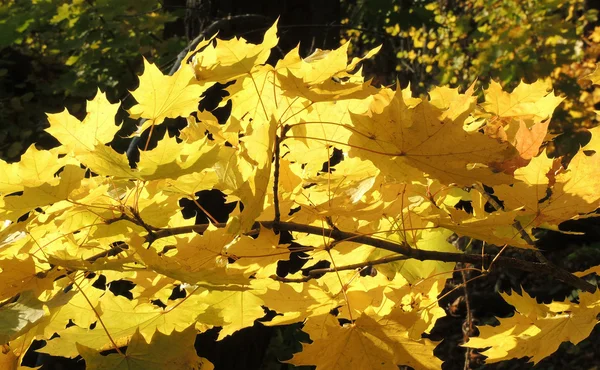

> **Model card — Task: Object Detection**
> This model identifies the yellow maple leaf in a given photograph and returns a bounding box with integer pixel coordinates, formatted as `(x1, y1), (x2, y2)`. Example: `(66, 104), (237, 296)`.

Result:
(192, 20), (279, 83)
(132, 225), (248, 287)
(224, 116), (278, 233)
(434, 207), (530, 248)
(482, 80), (564, 122)
(464, 289), (600, 364)
(225, 225), (289, 278)
(348, 86), (516, 186)
(289, 312), (441, 370)
(0, 165), (85, 221)
(372, 228), (458, 282)
(135, 136), (219, 180)
(0, 291), (45, 344)
(260, 280), (344, 326)
(495, 127), (600, 228)
(543, 125), (600, 221)
(196, 279), (273, 339)
(77, 326), (211, 370)
(0, 146), (72, 194)
(129, 59), (209, 133)
(0, 255), (56, 302)
(39, 292), (214, 358)
(46, 89), (121, 154)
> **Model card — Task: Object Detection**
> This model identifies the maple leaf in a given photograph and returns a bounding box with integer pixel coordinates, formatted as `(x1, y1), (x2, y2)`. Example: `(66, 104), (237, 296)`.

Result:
(40, 279), (106, 338)
(578, 62), (600, 86)
(348, 85), (517, 186)
(225, 225), (289, 278)
(482, 80), (563, 122)
(288, 316), (399, 370)
(220, 116), (278, 233)
(0, 255), (55, 302)
(0, 333), (35, 370)
(0, 291), (45, 344)
(196, 279), (274, 339)
(78, 326), (211, 370)
(495, 119), (550, 173)
(39, 292), (215, 358)
(0, 165), (85, 221)
(464, 289), (600, 364)
(134, 136), (219, 180)
(0, 146), (72, 195)
(289, 312), (441, 370)
(128, 59), (210, 133)
(371, 228), (457, 282)
(192, 20), (279, 83)
(434, 207), (531, 248)
(46, 89), (121, 154)
(260, 280), (344, 326)
(494, 126), (600, 229)
(132, 224), (248, 287)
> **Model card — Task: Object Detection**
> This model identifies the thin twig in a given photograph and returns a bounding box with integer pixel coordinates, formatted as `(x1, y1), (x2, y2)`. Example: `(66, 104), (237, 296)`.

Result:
(471, 183), (585, 289)
(273, 131), (282, 225)
(461, 268), (473, 370)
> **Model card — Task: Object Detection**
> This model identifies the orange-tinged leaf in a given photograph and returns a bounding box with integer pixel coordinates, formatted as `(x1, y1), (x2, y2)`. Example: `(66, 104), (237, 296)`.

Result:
(495, 127), (600, 228)
(578, 62), (600, 86)
(349, 88), (516, 186)
(496, 119), (550, 173)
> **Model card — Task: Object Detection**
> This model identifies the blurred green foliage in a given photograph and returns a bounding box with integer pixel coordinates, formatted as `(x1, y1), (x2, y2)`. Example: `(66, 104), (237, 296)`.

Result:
(343, 0), (597, 90)
(0, 0), (185, 161)
(342, 0), (600, 155)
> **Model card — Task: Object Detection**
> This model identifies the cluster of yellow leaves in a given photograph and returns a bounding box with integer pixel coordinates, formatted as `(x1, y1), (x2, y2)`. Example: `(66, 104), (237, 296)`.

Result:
(0, 22), (599, 370)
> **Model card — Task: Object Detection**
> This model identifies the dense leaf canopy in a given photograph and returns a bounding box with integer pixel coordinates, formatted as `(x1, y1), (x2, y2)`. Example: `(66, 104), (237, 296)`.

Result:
(1, 21), (600, 370)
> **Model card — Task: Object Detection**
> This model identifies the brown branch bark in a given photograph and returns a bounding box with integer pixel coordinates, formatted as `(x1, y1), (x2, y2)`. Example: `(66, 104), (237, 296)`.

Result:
(151, 221), (597, 292)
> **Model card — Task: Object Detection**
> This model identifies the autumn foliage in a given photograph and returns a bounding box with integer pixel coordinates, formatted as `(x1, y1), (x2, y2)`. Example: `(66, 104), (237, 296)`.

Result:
(2, 22), (600, 369)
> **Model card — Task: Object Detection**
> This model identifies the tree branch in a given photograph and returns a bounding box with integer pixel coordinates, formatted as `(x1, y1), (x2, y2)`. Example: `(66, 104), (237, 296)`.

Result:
(471, 183), (589, 292)
(150, 220), (597, 292)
